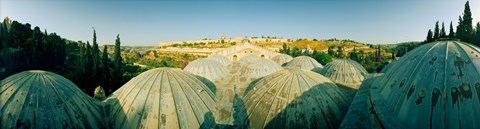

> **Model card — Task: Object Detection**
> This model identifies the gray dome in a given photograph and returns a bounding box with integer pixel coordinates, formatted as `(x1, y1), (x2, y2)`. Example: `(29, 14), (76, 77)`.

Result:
(369, 41), (480, 128)
(108, 68), (216, 129)
(243, 69), (349, 128)
(0, 70), (105, 128)
(208, 54), (232, 66)
(184, 58), (229, 82)
(319, 59), (368, 89)
(270, 54), (293, 65)
(285, 56), (324, 70)
(238, 54), (262, 64)
(238, 58), (282, 80)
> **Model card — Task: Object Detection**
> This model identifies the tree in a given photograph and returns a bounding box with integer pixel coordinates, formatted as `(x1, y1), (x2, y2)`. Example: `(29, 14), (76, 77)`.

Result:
(113, 34), (123, 87)
(311, 50), (332, 65)
(291, 47), (302, 57)
(328, 46), (335, 56)
(449, 21), (455, 38)
(476, 22), (480, 46)
(434, 21), (440, 39)
(336, 46), (344, 58)
(440, 22), (446, 38)
(91, 29), (100, 86)
(102, 45), (110, 92)
(457, 1), (474, 42)
(426, 29), (434, 43)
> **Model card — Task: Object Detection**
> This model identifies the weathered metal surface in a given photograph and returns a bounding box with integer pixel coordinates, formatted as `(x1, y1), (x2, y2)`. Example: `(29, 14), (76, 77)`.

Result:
(242, 69), (349, 129)
(208, 54), (232, 66)
(270, 54), (293, 65)
(106, 68), (216, 129)
(184, 58), (229, 82)
(0, 70), (106, 128)
(340, 73), (383, 129)
(284, 56), (324, 70)
(238, 54), (262, 64)
(369, 41), (480, 129)
(319, 59), (368, 89)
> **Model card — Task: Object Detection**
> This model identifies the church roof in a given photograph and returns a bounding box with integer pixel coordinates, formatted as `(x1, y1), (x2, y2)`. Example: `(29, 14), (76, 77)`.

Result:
(208, 54), (232, 66)
(242, 69), (349, 128)
(270, 54), (293, 65)
(368, 41), (480, 128)
(0, 70), (105, 128)
(184, 58), (229, 82)
(107, 68), (216, 129)
(284, 56), (324, 70)
(319, 59), (368, 89)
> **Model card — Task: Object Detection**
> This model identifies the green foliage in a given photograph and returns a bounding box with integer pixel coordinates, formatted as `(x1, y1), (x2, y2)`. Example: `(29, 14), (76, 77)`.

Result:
(456, 1), (474, 43)
(440, 22), (446, 38)
(113, 34), (123, 87)
(311, 50), (332, 65)
(476, 22), (480, 45)
(449, 21), (455, 38)
(426, 29), (434, 43)
(290, 47), (302, 57)
(434, 21), (440, 39)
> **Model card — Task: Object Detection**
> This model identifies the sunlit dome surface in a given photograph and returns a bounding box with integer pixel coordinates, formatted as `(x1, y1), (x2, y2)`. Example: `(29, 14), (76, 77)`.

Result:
(319, 59), (368, 89)
(270, 54), (293, 65)
(238, 58), (283, 80)
(369, 41), (480, 128)
(208, 54), (232, 66)
(285, 56), (324, 70)
(242, 69), (349, 128)
(184, 58), (229, 82)
(108, 68), (216, 129)
(0, 70), (105, 128)
(238, 54), (262, 64)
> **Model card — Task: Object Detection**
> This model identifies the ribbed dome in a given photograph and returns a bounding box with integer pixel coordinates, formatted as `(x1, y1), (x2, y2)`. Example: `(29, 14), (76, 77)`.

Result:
(238, 58), (283, 80)
(285, 56), (324, 70)
(319, 59), (368, 89)
(242, 69), (349, 128)
(184, 58), (229, 82)
(0, 70), (105, 128)
(208, 54), (232, 66)
(369, 41), (480, 128)
(238, 54), (262, 64)
(108, 68), (216, 129)
(270, 54), (293, 65)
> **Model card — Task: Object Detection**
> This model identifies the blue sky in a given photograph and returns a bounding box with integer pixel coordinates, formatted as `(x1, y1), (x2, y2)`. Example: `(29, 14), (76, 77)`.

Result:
(1, 0), (479, 46)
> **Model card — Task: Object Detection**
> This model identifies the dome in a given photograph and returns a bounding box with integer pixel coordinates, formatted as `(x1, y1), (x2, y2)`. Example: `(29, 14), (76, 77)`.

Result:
(285, 56), (323, 70)
(0, 70), (105, 128)
(270, 54), (293, 65)
(319, 59), (368, 89)
(242, 69), (349, 128)
(184, 58), (229, 82)
(368, 41), (480, 128)
(238, 54), (262, 64)
(108, 68), (216, 129)
(208, 54), (232, 66)
(238, 58), (282, 81)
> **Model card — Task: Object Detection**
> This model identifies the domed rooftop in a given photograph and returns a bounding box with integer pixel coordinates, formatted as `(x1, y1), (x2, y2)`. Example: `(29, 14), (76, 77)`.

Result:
(319, 59), (368, 89)
(270, 54), (293, 65)
(238, 58), (282, 81)
(242, 69), (349, 128)
(0, 70), (105, 128)
(368, 41), (480, 128)
(208, 54), (232, 66)
(184, 58), (229, 82)
(284, 56), (323, 70)
(108, 68), (216, 129)
(238, 54), (262, 64)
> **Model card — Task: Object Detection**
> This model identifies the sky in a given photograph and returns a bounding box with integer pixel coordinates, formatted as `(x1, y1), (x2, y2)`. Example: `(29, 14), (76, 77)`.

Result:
(1, 0), (479, 46)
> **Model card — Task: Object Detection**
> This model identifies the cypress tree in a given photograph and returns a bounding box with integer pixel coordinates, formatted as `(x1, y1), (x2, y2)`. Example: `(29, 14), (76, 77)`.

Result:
(457, 16), (464, 40)
(85, 41), (93, 88)
(113, 34), (123, 87)
(457, 1), (473, 42)
(102, 45), (110, 93)
(92, 29), (100, 86)
(449, 21), (455, 38)
(476, 22), (480, 46)
(434, 21), (440, 39)
(440, 22), (446, 38)
(426, 29), (434, 43)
